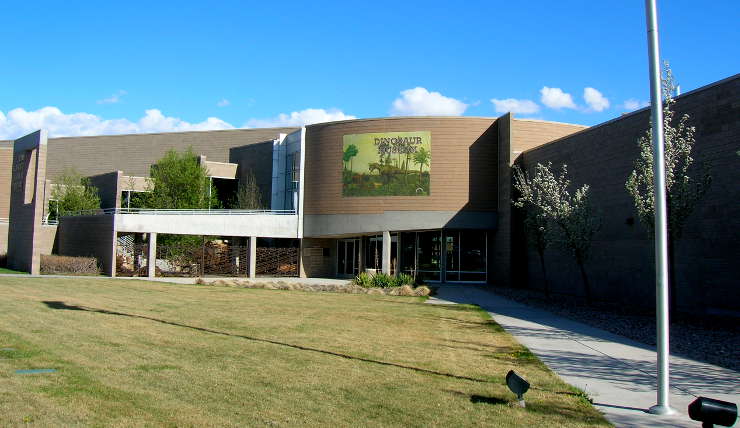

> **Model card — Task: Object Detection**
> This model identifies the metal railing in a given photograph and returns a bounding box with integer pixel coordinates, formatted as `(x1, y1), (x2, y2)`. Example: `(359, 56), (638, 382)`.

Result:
(42, 218), (59, 225)
(64, 208), (297, 217)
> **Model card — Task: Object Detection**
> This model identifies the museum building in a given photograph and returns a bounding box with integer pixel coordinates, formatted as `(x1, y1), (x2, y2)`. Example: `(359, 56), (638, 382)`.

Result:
(0, 73), (738, 317)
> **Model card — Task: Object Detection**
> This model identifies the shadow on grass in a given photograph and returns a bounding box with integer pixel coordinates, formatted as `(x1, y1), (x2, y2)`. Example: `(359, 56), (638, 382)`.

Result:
(42, 301), (490, 384)
(470, 395), (508, 405)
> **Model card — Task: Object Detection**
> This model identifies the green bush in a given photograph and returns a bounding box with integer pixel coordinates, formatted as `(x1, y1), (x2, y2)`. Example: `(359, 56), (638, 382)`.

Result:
(137, 148), (218, 210)
(353, 272), (373, 287)
(371, 273), (395, 288)
(397, 273), (415, 286)
(49, 169), (101, 217)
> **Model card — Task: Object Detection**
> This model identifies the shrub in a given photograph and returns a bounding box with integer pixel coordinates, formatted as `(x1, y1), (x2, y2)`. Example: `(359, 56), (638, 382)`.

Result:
(50, 169), (101, 218)
(397, 273), (415, 286)
(414, 286), (431, 297)
(371, 272), (394, 288)
(40, 255), (99, 275)
(398, 285), (415, 296)
(353, 272), (373, 287)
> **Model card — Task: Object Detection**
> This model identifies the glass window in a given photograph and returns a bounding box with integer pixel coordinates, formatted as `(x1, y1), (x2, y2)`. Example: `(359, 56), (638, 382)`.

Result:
(460, 230), (486, 274)
(364, 235), (382, 270)
(417, 231), (441, 282)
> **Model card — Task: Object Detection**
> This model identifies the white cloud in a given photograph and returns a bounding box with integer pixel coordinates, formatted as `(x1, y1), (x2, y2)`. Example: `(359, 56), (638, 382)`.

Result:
(390, 87), (468, 116)
(490, 98), (540, 114)
(540, 86), (577, 110)
(217, 98), (230, 107)
(583, 87), (610, 112)
(622, 98), (650, 111)
(97, 90), (127, 104)
(244, 108), (355, 128)
(0, 106), (234, 139)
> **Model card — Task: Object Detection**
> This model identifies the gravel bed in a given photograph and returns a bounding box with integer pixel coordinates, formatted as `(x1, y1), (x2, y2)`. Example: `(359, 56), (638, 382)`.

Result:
(490, 287), (740, 372)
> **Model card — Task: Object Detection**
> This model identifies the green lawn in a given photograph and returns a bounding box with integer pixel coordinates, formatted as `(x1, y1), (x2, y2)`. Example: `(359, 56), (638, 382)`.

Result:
(0, 267), (26, 274)
(0, 277), (609, 427)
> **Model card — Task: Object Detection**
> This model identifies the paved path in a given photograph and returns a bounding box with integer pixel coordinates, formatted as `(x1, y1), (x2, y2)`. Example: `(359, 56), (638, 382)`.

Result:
(428, 286), (739, 428)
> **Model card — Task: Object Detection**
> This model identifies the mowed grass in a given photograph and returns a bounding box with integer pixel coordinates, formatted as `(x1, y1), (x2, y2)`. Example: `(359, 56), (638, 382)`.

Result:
(0, 277), (609, 427)
(0, 267), (26, 274)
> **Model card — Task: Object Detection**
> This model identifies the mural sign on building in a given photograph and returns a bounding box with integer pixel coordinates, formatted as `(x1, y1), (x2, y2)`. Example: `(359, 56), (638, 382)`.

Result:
(342, 131), (431, 197)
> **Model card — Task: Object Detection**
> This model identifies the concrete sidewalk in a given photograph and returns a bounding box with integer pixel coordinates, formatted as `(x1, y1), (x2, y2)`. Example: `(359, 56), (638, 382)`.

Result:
(428, 286), (739, 428)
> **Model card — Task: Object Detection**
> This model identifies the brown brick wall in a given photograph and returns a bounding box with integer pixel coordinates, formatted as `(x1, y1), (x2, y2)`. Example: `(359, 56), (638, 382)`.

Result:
(229, 141), (274, 208)
(89, 171), (122, 209)
(517, 75), (740, 315)
(303, 117), (498, 215)
(45, 128), (296, 179)
(57, 215), (116, 276)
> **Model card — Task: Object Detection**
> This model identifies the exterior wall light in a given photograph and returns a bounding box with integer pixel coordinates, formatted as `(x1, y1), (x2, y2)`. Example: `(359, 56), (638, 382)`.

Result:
(506, 370), (530, 408)
(688, 397), (737, 427)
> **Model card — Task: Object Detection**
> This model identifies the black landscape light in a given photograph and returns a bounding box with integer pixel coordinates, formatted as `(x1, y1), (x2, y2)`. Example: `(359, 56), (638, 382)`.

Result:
(688, 397), (737, 427)
(506, 370), (530, 408)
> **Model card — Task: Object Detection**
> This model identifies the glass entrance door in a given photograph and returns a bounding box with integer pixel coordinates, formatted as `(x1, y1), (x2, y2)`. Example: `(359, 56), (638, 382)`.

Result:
(337, 239), (360, 277)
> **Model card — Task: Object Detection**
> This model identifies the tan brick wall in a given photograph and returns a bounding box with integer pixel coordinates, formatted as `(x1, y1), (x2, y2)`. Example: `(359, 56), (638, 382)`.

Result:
(0, 223), (7, 256)
(7, 132), (48, 274)
(45, 127), (296, 179)
(0, 148), (11, 219)
(304, 117), (498, 215)
(37, 225), (57, 255)
(300, 238), (335, 278)
(511, 119), (588, 158)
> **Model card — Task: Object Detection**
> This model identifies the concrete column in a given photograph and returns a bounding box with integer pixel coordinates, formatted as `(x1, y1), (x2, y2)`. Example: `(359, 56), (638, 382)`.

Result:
(358, 237), (365, 273)
(249, 236), (257, 279)
(381, 231), (391, 275)
(147, 232), (157, 278)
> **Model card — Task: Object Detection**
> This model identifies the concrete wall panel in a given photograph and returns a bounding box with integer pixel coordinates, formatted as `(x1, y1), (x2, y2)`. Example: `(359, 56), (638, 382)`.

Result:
(58, 215), (116, 276)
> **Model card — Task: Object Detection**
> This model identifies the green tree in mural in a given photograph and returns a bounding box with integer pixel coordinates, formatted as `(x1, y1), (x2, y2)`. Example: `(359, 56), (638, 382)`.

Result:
(343, 144), (359, 173)
(413, 147), (431, 184)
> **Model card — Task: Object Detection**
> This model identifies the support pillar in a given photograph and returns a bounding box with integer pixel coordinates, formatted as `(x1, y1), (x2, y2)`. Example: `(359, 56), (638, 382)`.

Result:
(381, 231), (391, 275)
(147, 232), (157, 278)
(249, 236), (257, 279)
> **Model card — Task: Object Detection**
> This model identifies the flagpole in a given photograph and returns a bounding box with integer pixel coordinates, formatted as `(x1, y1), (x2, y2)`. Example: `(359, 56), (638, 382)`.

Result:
(645, 0), (675, 416)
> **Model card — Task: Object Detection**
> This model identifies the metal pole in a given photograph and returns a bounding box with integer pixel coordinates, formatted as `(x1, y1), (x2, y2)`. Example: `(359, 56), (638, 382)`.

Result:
(208, 177), (212, 212)
(645, 0), (675, 416)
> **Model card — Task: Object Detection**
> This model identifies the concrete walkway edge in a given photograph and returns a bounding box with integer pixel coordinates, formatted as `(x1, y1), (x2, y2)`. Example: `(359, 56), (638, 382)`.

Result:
(427, 286), (739, 428)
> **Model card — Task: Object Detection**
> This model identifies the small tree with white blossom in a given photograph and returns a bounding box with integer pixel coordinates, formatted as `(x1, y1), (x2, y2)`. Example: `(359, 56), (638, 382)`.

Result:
(514, 162), (601, 303)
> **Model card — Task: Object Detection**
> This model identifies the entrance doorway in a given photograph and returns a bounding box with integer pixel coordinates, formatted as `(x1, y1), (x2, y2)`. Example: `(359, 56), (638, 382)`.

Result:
(337, 239), (360, 277)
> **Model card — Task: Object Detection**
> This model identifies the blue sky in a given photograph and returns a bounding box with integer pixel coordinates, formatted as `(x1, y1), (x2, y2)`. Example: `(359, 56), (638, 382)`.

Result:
(0, 0), (737, 138)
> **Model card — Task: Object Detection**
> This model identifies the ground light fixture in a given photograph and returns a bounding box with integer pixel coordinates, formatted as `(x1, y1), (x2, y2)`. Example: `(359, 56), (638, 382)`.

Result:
(506, 370), (530, 408)
(688, 397), (738, 427)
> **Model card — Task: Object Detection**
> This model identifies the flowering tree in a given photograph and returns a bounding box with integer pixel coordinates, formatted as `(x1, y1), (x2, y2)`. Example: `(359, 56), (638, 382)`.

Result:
(513, 162), (600, 303)
(513, 165), (553, 298)
(625, 63), (711, 311)
(626, 63), (711, 239)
